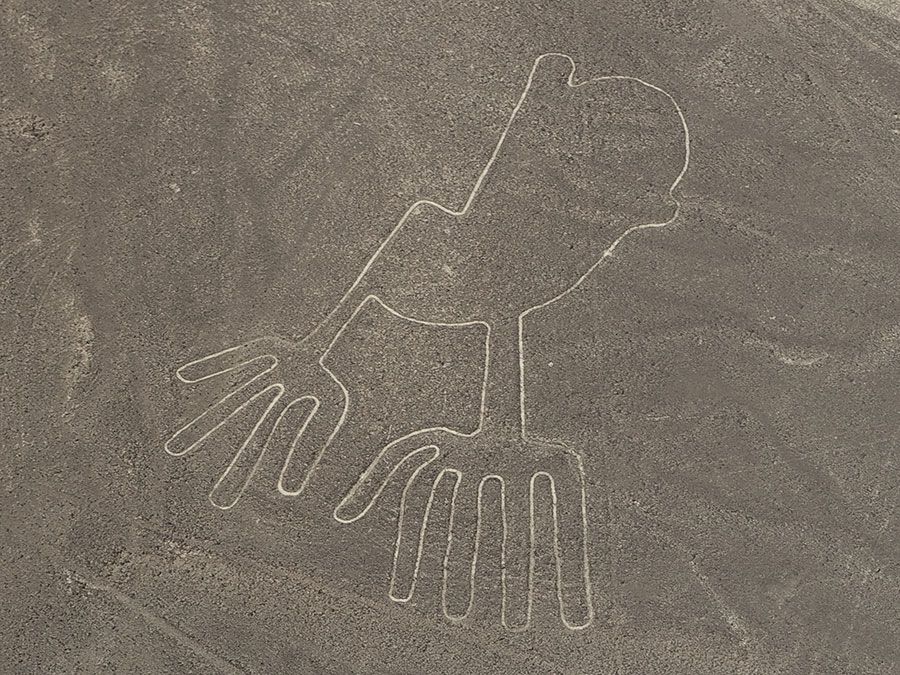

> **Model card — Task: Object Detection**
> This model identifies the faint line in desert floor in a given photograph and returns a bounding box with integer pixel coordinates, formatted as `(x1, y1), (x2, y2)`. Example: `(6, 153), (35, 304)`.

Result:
(65, 570), (243, 674)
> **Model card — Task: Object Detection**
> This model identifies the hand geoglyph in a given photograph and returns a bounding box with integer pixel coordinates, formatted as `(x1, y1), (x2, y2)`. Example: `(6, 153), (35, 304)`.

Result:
(165, 53), (691, 631)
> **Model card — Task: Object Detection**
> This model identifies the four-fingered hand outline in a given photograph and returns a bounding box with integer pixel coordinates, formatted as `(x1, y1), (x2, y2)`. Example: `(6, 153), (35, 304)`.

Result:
(164, 334), (348, 510)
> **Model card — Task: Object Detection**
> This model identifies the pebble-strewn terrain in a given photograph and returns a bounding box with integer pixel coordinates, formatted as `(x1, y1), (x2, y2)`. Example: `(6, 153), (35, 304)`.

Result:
(1, 1), (898, 673)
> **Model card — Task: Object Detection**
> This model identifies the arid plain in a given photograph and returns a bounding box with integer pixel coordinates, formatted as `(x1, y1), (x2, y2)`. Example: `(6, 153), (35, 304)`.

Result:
(1, 1), (898, 673)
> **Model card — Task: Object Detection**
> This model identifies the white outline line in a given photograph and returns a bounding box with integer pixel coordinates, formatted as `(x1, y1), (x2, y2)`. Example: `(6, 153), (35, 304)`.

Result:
(388, 446), (441, 603)
(166, 52), (691, 632)
(166, 353), (277, 457)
